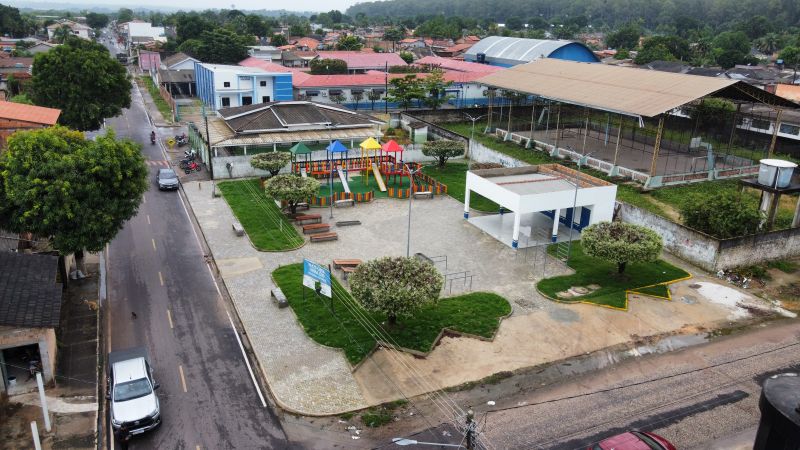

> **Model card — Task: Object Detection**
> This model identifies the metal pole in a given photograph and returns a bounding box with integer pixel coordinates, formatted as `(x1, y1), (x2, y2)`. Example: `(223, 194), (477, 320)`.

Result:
(203, 104), (214, 179)
(329, 158), (334, 219)
(36, 372), (51, 432)
(384, 61), (388, 114)
(465, 409), (475, 450)
(405, 165), (418, 258)
(31, 422), (42, 450)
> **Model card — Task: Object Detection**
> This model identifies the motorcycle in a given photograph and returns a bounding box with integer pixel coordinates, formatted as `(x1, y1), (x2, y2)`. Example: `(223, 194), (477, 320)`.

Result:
(179, 153), (196, 169)
(184, 160), (201, 174)
(175, 133), (188, 147)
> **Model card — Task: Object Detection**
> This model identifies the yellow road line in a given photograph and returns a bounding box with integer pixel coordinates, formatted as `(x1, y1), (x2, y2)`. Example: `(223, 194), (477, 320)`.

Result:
(178, 365), (188, 393)
(166, 309), (174, 329)
(159, 271), (164, 286)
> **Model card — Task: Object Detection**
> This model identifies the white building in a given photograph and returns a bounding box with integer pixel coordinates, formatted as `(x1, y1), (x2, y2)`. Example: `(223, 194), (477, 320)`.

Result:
(46, 20), (91, 41)
(464, 165), (617, 248)
(122, 21), (166, 46)
(247, 46), (282, 62)
(195, 63), (293, 110)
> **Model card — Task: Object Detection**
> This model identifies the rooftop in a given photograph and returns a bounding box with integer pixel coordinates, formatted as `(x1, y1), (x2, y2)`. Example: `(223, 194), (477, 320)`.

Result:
(0, 101), (60, 125)
(0, 252), (62, 328)
(197, 63), (287, 75)
(161, 52), (197, 68)
(315, 51), (407, 69)
(464, 37), (599, 64)
(217, 101), (382, 134)
(416, 56), (503, 73)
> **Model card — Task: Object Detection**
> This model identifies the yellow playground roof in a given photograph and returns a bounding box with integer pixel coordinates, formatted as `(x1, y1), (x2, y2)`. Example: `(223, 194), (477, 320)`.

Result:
(359, 137), (382, 150)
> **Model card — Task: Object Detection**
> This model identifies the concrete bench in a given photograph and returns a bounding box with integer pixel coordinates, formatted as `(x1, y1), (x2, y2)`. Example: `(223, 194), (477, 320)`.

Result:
(294, 214), (322, 224)
(232, 222), (245, 237)
(336, 220), (361, 227)
(334, 199), (355, 208)
(302, 223), (331, 234)
(413, 191), (433, 199)
(333, 259), (362, 269)
(310, 232), (338, 242)
(271, 288), (288, 308)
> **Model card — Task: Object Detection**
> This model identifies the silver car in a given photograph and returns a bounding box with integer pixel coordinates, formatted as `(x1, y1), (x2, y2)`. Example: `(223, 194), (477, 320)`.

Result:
(156, 168), (179, 190)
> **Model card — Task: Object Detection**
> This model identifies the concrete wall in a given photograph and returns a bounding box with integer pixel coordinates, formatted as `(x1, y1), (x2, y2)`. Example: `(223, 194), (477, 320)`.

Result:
(0, 326), (57, 385)
(718, 227), (800, 270)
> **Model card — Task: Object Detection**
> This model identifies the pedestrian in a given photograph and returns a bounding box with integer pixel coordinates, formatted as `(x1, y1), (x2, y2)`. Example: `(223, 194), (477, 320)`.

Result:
(117, 424), (131, 450)
(131, 311), (137, 320)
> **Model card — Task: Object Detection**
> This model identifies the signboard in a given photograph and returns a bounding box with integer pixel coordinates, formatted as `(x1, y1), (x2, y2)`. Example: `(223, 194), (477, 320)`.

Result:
(303, 259), (331, 298)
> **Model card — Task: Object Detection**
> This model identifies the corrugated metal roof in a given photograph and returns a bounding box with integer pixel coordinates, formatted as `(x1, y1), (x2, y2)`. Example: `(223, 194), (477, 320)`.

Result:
(465, 37), (578, 65)
(477, 59), (743, 118)
(208, 118), (379, 147)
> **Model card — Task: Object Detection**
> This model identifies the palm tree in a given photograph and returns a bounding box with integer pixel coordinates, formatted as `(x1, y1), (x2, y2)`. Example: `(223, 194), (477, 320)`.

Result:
(52, 25), (73, 44)
(756, 33), (781, 55)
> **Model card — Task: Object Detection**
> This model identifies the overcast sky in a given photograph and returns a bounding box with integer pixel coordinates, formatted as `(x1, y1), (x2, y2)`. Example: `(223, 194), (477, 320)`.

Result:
(19, 0), (366, 12)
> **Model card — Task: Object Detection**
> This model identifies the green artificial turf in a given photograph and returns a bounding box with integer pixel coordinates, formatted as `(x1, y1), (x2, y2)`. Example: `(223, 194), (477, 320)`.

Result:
(537, 242), (689, 309)
(272, 263), (511, 364)
(217, 179), (304, 251)
(317, 174), (412, 199)
(422, 163), (500, 212)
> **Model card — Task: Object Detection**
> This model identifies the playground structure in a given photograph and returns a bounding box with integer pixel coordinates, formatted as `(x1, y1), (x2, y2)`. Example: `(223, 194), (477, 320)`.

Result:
(290, 138), (448, 205)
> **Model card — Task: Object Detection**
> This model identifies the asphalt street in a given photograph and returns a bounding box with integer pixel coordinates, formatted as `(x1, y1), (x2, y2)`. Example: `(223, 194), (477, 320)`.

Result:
(101, 36), (290, 448)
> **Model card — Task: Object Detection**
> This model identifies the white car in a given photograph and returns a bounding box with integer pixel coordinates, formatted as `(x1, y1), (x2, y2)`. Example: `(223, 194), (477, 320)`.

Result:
(108, 348), (161, 435)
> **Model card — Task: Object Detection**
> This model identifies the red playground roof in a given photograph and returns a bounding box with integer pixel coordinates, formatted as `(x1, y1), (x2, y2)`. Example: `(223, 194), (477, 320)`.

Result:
(382, 140), (403, 152)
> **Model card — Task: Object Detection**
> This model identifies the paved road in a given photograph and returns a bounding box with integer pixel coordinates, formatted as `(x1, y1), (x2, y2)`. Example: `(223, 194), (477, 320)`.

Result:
(103, 61), (290, 448)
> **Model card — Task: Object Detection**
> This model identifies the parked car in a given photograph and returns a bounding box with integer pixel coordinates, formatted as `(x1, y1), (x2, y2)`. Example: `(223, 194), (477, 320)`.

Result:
(156, 168), (179, 190)
(591, 430), (676, 450)
(107, 347), (161, 436)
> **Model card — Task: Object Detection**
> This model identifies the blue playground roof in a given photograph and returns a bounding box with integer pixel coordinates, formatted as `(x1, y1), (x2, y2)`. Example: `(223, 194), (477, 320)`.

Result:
(327, 140), (348, 153)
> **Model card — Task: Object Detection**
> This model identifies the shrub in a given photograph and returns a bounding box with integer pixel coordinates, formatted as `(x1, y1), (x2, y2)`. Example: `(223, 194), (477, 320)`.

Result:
(421, 139), (466, 167)
(250, 151), (291, 177)
(680, 191), (762, 238)
(581, 222), (663, 274)
(263, 174), (320, 214)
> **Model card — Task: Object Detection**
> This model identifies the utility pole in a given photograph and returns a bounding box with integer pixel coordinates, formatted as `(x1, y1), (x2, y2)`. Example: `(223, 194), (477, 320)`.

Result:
(203, 104), (214, 180)
(384, 61), (389, 114)
(465, 409), (476, 450)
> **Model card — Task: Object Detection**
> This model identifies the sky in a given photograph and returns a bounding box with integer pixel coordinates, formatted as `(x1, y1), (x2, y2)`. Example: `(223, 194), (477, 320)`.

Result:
(17, 0), (366, 12)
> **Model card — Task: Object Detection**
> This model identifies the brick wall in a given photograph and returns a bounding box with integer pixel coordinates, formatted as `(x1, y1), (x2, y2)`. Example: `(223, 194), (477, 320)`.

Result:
(0, 118), (48, 148)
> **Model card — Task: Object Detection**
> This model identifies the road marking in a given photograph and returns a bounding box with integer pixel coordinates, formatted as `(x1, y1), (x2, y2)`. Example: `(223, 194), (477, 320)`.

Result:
(226, 310), (267, 408)
(142, 194), (146, 204)
(151, 238), (156, 251)
(167, 309), (174, 329)
(147, 214), (151, 225)
(159, 271), (164, 286)
(196, 446), (201, 450)
(178, 365), (188, 393)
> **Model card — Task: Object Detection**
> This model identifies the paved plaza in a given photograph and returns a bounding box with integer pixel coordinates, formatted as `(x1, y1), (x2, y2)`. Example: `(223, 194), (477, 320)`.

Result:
(184, 179), (774, 415)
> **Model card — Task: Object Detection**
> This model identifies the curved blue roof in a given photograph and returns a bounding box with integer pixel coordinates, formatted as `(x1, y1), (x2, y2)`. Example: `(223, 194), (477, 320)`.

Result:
(464, 37), (599, 67)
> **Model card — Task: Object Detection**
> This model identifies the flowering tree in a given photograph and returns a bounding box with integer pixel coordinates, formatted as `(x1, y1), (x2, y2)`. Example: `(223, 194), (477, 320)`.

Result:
(581, 222), (663, 274)
(250, 151), (291, 177)
(349, 257), (444, 326)
(263, 174), (319, 214)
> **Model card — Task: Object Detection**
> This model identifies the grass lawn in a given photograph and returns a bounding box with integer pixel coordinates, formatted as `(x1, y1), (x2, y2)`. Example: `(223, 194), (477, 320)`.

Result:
(536, 242), (690, 310)
(422, 163), (499, 212)
(217, 179), (304, 251)
(273, 263), (511, 364)
(139, 76), (173, 123)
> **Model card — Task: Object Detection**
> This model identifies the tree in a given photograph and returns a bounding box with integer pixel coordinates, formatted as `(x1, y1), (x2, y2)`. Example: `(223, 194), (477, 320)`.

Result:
(195, 28), (252, 64)
(351, 91), (363, 110)
(383, 27), (405, 51)
(32, 37), (130, 131)
(580, 222), (663, 274)
(0, 127), (147, 259)
(713, 31), (752, 69)
(755, 33), (782, 55)
(367, 89), (382, 110)
(9, 93), (33, 105)
(605, 22), (641, 50)
(634, 44), (676, 64)
(0, 4), (26, 37)
(388, 75), (424, 110)
(270, 33), (288, 46)
(421, 140), (464, 167)
(51, 25), (74, 44)
(504, 17), (523, 31)
(680, 192), (762, 238)
(263, 174), (320, 215)
(117, 8), (134, 24)
(779, 46), (800, 68)
(421, 68), (452, 110)
(330, 94), (345, 104)
(309, 58), (348, 74)
(176, 14), (212, 43)
(398, 51), (414, 64)
(349, 256), (444, 326)
(336, 35), (363, 51)
(177, 38), (202, 57)
(250, 152), (291, 177)
(86, 12), (109, 29)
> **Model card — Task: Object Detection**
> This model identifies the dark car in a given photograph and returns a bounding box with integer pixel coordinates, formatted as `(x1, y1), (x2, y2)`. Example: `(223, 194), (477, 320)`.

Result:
(591, 430), (676, 450)
(156, 168), (179, 191)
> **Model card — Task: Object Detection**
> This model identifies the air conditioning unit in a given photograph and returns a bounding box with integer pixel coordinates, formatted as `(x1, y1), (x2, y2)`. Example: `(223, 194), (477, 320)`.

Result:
(321, 91), (328, 97)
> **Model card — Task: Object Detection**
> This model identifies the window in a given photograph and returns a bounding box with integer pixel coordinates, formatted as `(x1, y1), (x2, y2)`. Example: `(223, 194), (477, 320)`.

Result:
(751, 119), (771, 130)
(780, 123), (800, 136)
(305, 91), (320, 97)
(221, 97), (230, 107)
(223, 81), (231, 88)
(260, 80), (267, 87)
(262, 96), (270, 103)
(242, 96), (253, 105)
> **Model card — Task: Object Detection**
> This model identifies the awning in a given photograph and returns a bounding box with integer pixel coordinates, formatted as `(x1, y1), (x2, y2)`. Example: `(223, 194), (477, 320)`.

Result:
(327, 140), (348, 153)
(382, 139), (403, 153)
(359, 137), (381, 150)
(289, 142), (313, 155)
(305, 90), (320, 95)
(329, 89), (343, 95)
(351, 89), (364, 94)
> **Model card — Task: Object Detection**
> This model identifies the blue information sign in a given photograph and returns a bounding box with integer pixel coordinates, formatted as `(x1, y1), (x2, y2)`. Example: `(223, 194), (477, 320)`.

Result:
(303, 259), (332, 298)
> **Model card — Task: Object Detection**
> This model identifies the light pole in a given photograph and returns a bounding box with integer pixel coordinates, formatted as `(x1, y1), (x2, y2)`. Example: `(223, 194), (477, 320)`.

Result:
(404, 163), (421, 258)
(464, 113), (486, 170)
(392, 438), (464, 448)
(565, 151), (593, 264)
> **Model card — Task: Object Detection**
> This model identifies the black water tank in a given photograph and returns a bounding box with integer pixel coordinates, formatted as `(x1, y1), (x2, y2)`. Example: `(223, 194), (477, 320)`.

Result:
(753, 372), (800, 450)
(477, 53), (486, 63)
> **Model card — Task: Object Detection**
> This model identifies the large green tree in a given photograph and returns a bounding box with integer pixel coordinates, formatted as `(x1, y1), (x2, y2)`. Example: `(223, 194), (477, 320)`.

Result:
(581, 222), (663, 274)
(86, 12), (109, 29)
(388, 75), (424, 110)
(0, 4), (26, 37)
(421, 69), (452, 110)
(263, 174), (319, 215)
(712, 31), (752, 69)
(32, 37), (130, 131)
(310, 58), (348, 74)
(116, 8), (134, 23)
(195, 28), (252, 64)
(250, 152), (291, 177)
(335, 35), (363, 51)
(0, 127), (147, 257)
(349, 256), (444, 326)
(680, 192), (762, 238)
(421, 140), (464, 167)
(605, 22), (642, 50)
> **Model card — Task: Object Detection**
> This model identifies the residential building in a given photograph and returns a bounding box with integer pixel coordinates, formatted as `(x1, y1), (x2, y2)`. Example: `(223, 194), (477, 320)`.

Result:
(315, 51), (407, 73)
(138, 50), (161, 72)
(295, 37), (320, 51)
(434, 43), (474, 58)
(195, 63), (293, 110)
(46, 20), (91, 41)
(0, 101), (60, 147)
(0, 251), (63, 394)
(122, 21), (167, 46)
(0, 58), (34, 101)
(399, 38), (425, 49)
(247, 46), (282, 62)
(27, 42), (58, 54)
(464, 36), (600, 67)
(416, 56), (503, 74)
(160, 52), (199, 71)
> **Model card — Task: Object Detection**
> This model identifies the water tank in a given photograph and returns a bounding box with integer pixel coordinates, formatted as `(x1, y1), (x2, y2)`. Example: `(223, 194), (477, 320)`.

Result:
(758, 159), (797, 188)
(476, 53), (486, 63)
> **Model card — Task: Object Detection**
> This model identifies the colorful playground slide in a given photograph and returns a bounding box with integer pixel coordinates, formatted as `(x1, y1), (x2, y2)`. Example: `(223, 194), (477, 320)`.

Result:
(371, 163), (387, 192)
(300, 167), (308, 177)
(337, 167), (351, 194)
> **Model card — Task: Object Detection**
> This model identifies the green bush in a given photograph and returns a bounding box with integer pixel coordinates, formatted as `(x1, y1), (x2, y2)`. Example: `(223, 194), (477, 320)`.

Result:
(680, 191), (762, 238)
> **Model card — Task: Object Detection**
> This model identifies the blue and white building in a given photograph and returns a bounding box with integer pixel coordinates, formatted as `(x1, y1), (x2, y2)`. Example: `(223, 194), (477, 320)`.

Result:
(194, 63), (293, 110)
(464, 37), (600, 67)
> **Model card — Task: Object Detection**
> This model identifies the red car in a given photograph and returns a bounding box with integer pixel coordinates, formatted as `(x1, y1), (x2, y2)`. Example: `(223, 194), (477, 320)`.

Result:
(591, 430), (677, 450)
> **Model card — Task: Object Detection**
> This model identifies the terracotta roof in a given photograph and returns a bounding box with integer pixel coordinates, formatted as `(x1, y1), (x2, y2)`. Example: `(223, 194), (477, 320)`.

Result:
(0, 57), (33, 68)
(416, 56), (503, 73)
(297, 70), (492, 88)
(296, 37), (320, 50)
(315, 51), (407, 69)
(441, 43), (474, 53)
(0, 101), (60, 125)
(238, 57), (312, 83)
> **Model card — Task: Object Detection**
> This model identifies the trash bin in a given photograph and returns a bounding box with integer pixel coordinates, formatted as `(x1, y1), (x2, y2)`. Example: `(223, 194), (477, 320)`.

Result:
(8, 376), (17, 386)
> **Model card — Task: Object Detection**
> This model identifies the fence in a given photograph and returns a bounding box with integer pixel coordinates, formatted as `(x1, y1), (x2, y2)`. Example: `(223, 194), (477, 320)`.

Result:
(158, 83), (177, 121)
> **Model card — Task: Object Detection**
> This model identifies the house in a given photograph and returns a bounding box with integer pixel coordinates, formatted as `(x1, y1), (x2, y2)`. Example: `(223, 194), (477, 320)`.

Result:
(138, 50), (161, 72)
(0, 252), (63, 395)
(160, 52), (199, 71)
(295, 37), (320, 51)
(0, 58), (34, 101)
(416, 56), (503, 74)
(280, 50), (305, 68)
(247, 46), (282, 62)
(27, 42), (58, 54)
(399, 38), (425, 49)
(46, 20), (91, 41)
(122, 21), (166, 47)
(464, 36), (600, 67)
(194, 63), (293, 110)
(158, 69), (195, 97)
(0, 101), (61, 147)
(315, 51), (407, 73)
(434, 43), (474, 58)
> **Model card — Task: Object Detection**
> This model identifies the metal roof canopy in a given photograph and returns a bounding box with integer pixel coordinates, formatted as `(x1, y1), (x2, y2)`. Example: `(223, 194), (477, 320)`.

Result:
(477, 59), (798, 120)
(289, 142), (313, 154)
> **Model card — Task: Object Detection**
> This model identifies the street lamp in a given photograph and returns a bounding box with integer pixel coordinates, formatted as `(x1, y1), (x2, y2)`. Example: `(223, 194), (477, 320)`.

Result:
(463, 113), (486, 169)
(392, 438), (464, 448)
(565, 151), (594, 263)
(404, 163), (422, 258)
